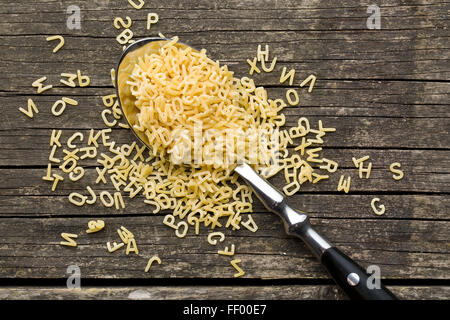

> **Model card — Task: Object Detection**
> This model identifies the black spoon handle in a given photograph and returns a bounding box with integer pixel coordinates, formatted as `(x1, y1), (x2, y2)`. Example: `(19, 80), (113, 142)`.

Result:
(320, 246), (397, 300)
(288, 221), (397, 300)
(234, 163), (397, 300)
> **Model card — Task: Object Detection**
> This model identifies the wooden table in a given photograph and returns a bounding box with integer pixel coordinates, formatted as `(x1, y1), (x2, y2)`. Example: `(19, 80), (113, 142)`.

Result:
(0, 0), (448, 300)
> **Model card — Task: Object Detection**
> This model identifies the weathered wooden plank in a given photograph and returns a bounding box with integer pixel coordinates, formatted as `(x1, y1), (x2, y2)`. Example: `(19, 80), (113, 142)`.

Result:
(2, 0), (448, 22)
(0, 285), (448, 300)
(1, 130), (449, 171)
(1, 29), (449, 90)
(0, 82), (450, 120)
(2, 80), (450, 117)
(1, 0), (449, 91)
(0, 1), (448, 36)
(1, 27), (448, 65)
(1, 149), (448, 196)
(0, 193), (447, 220)
(1, 0), (448, 41)
(2, 115), (450, 151)
(3, 80), (449, 111)
(0, 216), (448, 279)
(0, 286), (346, 300)
(1, 128), (449, 168)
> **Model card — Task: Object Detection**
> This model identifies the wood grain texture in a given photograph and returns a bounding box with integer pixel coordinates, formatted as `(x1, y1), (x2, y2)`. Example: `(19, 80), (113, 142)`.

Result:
(1, 1), (449, 84)
(0, 216), (448, 280)
(0, 0), (448, 300)
(1, 193), (448, 220)
(0, 286), (448, 300)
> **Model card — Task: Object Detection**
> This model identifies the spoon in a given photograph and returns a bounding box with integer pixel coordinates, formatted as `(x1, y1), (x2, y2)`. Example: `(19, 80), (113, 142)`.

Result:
(115, 37), (397, 300)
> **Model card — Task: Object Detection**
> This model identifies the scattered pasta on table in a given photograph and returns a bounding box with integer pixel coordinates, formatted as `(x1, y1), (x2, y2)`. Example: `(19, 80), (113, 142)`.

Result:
(16, 5), (406, 277)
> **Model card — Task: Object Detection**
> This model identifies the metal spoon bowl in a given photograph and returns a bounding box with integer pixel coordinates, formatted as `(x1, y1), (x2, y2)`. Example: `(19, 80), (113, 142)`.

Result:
(116, 37), (194, 153)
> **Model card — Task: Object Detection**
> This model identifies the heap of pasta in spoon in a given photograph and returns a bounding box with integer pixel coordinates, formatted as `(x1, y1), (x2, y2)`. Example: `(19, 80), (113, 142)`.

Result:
(111, 37), (335, 232)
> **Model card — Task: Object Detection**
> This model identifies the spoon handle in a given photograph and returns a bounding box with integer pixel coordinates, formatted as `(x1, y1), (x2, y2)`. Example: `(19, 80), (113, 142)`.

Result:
(234, 163), (397, 300)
